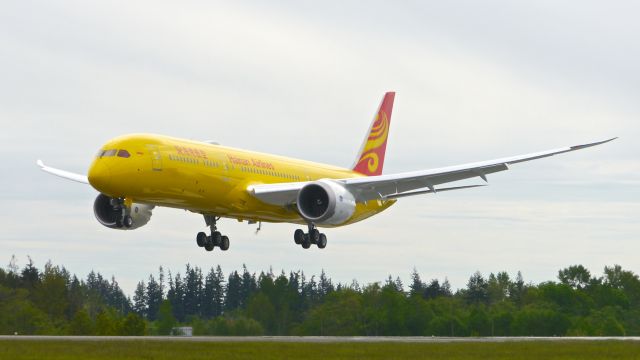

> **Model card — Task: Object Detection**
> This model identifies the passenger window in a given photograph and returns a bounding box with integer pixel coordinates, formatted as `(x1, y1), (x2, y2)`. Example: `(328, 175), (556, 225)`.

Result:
(117, 150), (131, 158)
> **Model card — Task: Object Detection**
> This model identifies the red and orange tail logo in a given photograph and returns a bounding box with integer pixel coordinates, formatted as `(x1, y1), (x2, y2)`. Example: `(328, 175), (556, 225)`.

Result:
(352, 92), (395, 176)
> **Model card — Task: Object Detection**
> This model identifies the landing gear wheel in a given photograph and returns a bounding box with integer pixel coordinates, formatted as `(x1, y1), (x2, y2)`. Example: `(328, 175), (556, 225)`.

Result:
(212, 231), (222, 246)
(301, 239), (311, 249)
(294, 229), (304, 245)
(309, 229), (320, 244)
(317, 233), (327, 249)
(123, 215), (133, 228)
(115, 217), (123, 228)
(196, 232), (207, 247)
(220, 236), (230, 251)
(204, 237), (214, 251)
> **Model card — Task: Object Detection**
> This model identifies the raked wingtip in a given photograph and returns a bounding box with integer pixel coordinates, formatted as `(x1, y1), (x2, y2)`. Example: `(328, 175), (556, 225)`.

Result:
(571, 137), (617, 150)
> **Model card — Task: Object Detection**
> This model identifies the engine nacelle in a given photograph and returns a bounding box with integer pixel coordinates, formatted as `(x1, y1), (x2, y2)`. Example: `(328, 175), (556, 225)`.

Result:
(296, 179), (356, 225)
(93, 193), (154, 230)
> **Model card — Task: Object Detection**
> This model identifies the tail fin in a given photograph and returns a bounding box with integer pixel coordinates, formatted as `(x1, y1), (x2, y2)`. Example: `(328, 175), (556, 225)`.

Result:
(352, 92), (395, 176)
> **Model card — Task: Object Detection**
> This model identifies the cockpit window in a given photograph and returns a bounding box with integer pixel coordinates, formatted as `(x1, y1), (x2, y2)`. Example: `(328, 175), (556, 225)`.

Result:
(97, 149), (117, 158)
(117, 149), (131, 158)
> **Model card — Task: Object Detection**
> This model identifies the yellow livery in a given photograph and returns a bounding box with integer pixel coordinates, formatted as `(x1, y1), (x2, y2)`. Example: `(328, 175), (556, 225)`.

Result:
(89, 133), (393, 226)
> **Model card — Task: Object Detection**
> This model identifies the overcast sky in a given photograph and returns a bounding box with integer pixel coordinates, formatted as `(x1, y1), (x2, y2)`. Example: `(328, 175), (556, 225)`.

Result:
(1, 1), (638, 295)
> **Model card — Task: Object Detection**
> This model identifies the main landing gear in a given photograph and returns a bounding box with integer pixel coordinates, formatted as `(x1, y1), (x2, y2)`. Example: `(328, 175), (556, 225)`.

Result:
(294, 224), (327, 249)
(196, 215), (230, 252)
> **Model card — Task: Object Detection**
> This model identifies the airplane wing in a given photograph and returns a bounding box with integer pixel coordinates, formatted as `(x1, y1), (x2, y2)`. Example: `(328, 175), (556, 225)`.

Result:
(248, 137), (616, 206)
(37, 160), (89, 184)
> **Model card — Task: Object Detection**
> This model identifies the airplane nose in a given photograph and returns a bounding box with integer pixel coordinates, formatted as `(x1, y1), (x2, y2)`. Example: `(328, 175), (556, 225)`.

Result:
(88, 161), (111, 191)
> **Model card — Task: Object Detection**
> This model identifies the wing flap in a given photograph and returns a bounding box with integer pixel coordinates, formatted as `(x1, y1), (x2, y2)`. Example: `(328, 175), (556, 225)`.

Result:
(387, 184), (486, 199)
(247, 182), (305, 206)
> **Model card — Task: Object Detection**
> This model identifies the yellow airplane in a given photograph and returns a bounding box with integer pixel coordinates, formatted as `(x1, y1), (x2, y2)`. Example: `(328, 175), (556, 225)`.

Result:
(38, 92), (615, 252)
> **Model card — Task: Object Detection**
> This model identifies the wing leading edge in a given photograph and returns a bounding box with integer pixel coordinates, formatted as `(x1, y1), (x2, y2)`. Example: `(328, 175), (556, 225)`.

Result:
(248, 137), (617, 206)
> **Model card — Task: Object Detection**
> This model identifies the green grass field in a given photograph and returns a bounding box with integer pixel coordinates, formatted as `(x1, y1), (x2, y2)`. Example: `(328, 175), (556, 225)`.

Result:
(1, 340), (640, 360)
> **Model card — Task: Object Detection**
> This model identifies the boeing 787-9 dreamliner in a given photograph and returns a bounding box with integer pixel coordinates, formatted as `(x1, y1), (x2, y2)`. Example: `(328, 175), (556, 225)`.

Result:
(38, 92), (615, 252)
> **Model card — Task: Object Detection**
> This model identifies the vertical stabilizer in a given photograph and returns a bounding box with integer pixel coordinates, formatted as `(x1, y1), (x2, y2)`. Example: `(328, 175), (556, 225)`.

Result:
(352, 92), (395, 176)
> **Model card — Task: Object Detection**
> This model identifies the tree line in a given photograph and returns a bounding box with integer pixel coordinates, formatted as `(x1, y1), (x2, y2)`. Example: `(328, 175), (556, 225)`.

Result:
(1, 256), (639, 336)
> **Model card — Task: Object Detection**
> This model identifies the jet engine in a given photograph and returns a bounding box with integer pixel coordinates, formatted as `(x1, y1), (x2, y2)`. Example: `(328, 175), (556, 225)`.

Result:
(296, 180), (356, 225)
(93, 193), (154, 230)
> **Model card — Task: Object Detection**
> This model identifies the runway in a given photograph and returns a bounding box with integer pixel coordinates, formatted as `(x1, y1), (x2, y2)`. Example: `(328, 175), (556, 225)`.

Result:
(1, 336), (639, 343)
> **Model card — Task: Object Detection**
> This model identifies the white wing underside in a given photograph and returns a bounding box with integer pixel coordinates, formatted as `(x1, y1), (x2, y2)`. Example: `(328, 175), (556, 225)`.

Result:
(37, 160), (89, 184)
(248, 138), (616, 206)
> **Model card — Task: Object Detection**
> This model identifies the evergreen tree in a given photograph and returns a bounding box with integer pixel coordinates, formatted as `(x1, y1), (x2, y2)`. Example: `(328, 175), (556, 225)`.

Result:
(146, 275), (163, 321)
(466, 271), (489, 304)
(383, 275), (403, 293)
(107, 276), (131, 314)
(167, 272), (185, 322)
(1, 256), (20, 289)
(35, 261), (69, 321)
(318, 270), (335, 298)
(441, 278), (453, 297)
(394, 276), (404, 293)
(201, 267), (216, 318)
(288, 271), (300, 294)
(7, 254), (19, 275)
(203, 266), (225, 318)
(225, 271), (242, 311)
(183, 264), (202, 318)
(288, 271), (305, 318)
(349, 279), (361, 292)
(239, 265), (257, 308)
(133, 281), (147, 317)
(509, 271), (525, 307)
(423, 279), (442, 299)
(488, 272), (511, 304)
(158, 266), (165, 295)
(86, 271), (110, 301)
(305, 275), (319, 305)
(409, 268), (425, 297)
(21, 257), (39, 291)
(213, 265), (225, 316)
(66, 275), (84, 319)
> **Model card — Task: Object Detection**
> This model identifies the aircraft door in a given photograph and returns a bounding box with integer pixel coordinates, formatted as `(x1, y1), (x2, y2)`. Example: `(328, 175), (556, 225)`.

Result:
(147, 145), (163, 171)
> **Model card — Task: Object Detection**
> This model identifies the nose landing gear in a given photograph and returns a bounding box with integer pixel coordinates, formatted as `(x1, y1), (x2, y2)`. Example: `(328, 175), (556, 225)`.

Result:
(197, 215), (230, 252)
(294, 224), (327, 249)
(110, 197), (133, 228)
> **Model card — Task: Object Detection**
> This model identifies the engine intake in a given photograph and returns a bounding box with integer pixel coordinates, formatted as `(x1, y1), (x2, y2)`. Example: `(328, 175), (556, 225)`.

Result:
(93, 193), (154, 230)
(296, 180), (356, 225)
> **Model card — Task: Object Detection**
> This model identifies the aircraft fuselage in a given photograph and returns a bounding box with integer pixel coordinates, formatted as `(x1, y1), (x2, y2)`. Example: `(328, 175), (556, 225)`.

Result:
(88, 134), (395, 226)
